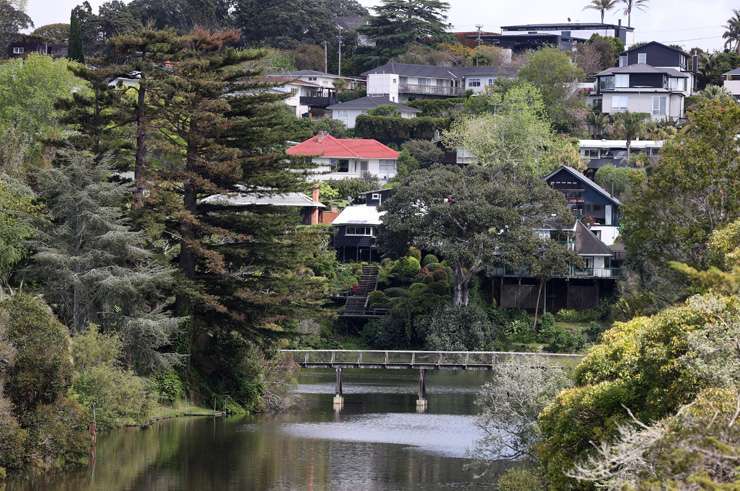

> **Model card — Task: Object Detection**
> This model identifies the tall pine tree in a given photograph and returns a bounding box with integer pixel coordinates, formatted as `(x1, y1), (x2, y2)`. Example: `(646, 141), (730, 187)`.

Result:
(151, 29), (325, 407)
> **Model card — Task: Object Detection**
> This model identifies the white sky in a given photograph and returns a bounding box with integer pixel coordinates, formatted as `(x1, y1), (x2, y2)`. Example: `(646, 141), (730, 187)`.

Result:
(26, 0), (734, 52)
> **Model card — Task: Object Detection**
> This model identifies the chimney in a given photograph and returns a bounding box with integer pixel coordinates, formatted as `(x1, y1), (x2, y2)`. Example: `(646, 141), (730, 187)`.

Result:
(310, 185), (321, 225)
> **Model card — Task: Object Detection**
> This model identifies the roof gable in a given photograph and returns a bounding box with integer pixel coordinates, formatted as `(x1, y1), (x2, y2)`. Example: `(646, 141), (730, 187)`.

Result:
(545, 165), (621, 206)
(622, 41), (689, 58)
(574, 221), (614, 256)
(287, 134), (399, 160)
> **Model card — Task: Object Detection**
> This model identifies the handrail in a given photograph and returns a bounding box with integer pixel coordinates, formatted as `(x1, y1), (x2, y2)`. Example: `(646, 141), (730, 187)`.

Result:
(280, 349), (583, 359)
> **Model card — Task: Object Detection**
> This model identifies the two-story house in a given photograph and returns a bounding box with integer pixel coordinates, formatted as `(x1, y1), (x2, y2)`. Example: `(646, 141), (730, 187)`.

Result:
(331, 189), (392, 262)
(362, 63), (513, 103)
(492, 166), (623, 311)
(593, 42), (695, 121)
(287, 133), (399, 182)
(327, 95), (420, 129)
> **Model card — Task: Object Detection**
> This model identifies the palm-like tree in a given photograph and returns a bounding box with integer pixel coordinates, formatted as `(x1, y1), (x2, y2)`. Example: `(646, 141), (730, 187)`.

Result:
(723, 9), (740, 54)
(584, 0), (619, 24)
(621, 0), (649, 27)
(614, 111), (648, 162)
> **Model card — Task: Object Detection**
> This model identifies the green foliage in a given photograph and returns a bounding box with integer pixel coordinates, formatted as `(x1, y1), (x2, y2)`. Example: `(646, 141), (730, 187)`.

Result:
(395, 149), (420, 178)
(407, 97), (466, 117)
(538, 293), (740, 487)
(401, 139), (444, 168)
(0, 396), (27, 473)
(421, 254), (439, 267)
(594, 165), (645, 199)
(0, 0), (32, 57)
(391, 256), (421, 282)
(539, 321), (586, 353)
(622, 100), (740, 311)
(0, 55), (80, 163)
(444, 82), (579, 175)
(518, 48), (587, 133)
(422, 303), (494, 350)
(496, 467), (545, 491)
(152, 370), (185, 405)
(31, 23), (70, 44)
(367, 104), (401, 117)
(21, 397), (88, 471)
(354, 115), (450, 146)
(1, 293), (73, 413)
(324, 179), (381, 204)
(697, 50), (740, 89)
(0, 176), (38, 281)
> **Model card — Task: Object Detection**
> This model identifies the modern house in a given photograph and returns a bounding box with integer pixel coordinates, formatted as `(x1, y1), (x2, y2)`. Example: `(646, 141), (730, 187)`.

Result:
(287, 133), (399, 182)
(362, 63), (514, 102)
(199, 188), (329, 225)
(722, 68), (740, 101)
(491, 165), (623, 311)
(326, 95), (420, 129)
(579, 139), (664, 176)
(267, 70), (366, 118)
(274, 70), (365, 91)
(593, 42), (695, 121)
(331, 189), (392, 262)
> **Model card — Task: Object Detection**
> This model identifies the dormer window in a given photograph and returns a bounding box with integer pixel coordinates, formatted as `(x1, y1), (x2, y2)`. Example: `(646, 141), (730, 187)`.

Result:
(637, 52), (647, 64)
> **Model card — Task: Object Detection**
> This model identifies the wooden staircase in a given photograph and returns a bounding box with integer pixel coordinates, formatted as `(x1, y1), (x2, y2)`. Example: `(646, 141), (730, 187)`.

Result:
(342, 265), (381, 318)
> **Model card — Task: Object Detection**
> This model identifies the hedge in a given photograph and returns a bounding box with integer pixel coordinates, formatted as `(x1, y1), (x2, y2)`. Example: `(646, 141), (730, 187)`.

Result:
(353, 115), (451, 146)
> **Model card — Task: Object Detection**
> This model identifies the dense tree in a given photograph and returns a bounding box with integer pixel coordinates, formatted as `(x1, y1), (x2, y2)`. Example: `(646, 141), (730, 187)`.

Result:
(444, 82), (580, 175)
(128, 0), (233, 32)
(0, 0), (32, 59)
(594, 165), (645, 199)
(576, 34), (624, 75)
(422, 304), (494, 351)
(150, 29), (328, 407)
(355, 0), (451, 69)
(401, 140), (444, 168)
(97, 0), (142, 40)
(31, 23), (70, 44)
(696, 50), (740, 89)
(68, 2), (98, 62)
(381, 165), (572, 306)
(518, 48), (587, 133)
(621, 100), (740, 310)
(25, 151), (179, 373)
(0, 176), (38, 282)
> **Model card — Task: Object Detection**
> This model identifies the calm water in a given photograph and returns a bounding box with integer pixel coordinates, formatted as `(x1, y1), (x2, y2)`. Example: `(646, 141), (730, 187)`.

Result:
(9, 369), (507, 490)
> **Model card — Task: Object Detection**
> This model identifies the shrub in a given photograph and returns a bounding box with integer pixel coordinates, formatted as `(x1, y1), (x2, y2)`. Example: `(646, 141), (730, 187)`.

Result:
(421, 254), (439, 267)
(354, 115), (451, 146)
(153, 370), (185, 405)
(391, 256), (421, 283)
(401, 140), (444, 168)
(0, 396), (27, 472)
(539, 321), (585, 353)
(422, 304), (494, 351)
(366, 290), (390, 309)
(406, 246), (422, 261)
(496, 466), (545, 491)
(23, 397), (88, 471)
(2, 294), (73, 413)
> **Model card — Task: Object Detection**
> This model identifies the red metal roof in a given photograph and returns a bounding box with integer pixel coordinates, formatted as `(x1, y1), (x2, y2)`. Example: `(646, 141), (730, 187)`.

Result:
(287, 134), (399, 160)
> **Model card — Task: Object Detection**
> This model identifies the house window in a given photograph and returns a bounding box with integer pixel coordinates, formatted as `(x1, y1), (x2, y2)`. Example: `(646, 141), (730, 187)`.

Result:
(418, 78), (431, 86)
(599, 76), (615, 91)
(308, 77), (317, 81)
(637, 52), (647, 64)
(346, 226), (374, 236)
(379, 160), (396, 175)
(652, 96), (667, 117)
(612, 95), (629, 112)
(615, 74), (629, 88)
(488, 79), (494, 85)
(468, 79), (481, 87)
(359, 160), (369, 173)
(371, 193), (381, 200)
(618, 55), (627, 67)
(332, 159), (349, 172)
(12, 47), (24, 55)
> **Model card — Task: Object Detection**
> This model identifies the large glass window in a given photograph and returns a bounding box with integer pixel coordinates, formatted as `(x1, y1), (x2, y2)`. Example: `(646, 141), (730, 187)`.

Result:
(345, 226), (375, 236)
(332, 159), (349, 172)
(599, 76), (615, 91)
(652, 96), (667, 116)
(379, 161), (396, 174)
(615, 74), (629, 88)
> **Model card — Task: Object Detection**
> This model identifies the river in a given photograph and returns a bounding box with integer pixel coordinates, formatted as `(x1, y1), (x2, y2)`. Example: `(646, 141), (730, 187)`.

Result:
(9, 369), (507, 490)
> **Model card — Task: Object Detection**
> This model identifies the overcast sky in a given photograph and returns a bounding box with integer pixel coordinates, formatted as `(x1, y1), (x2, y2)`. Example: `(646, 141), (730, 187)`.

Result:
(26, 0), (734, 52)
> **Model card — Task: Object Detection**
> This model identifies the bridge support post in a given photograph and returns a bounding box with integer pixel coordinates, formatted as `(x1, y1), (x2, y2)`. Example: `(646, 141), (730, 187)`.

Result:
(416, 368), (428, 412)
(333, 367), (344, 410)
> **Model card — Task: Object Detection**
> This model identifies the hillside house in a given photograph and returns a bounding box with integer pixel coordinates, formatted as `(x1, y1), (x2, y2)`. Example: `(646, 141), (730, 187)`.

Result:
(331, 189), (392, 262)
(8, 34), (67, 58)
(362, 63), (515, 103)
(593, 42), (695, 121)
(327, 95), (420, 129)
(287, 133), (399, 182)
(723, 68), (740, 101)
(579, 139), (664, 176)
(200, 188), (329, 225)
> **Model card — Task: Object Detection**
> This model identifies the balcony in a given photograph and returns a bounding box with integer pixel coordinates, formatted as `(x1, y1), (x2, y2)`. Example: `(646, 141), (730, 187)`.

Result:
(300, 96), (337, 108)
(399, 83), (464, 97)
(492, 266), (622, 279)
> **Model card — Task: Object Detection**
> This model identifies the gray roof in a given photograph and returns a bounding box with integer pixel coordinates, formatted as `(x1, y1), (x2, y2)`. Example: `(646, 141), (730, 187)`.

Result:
(574, 221), (614, 256)
(327, 95), (420, 113)
(361, 62), (509, 79)
(200, 192), (325, 209)
(723, 67), (740, 76)
(502, 22), (634, 32)
(597, 63), (689, 78)
(274, 70), (364, 81)
(621, 41), (689, 58)
(545, 165), (622, 206)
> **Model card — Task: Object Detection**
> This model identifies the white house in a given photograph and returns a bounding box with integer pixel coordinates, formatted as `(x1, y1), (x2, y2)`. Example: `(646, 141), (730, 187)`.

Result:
(326, 95), (420, 129)
(274, 70), (365, 91)
(287, 133), (399, 182)
(722, 68), (740, 101)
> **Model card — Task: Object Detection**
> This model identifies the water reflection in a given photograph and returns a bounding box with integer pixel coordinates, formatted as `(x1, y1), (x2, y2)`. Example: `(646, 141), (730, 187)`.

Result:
(8, 369), (504, 491)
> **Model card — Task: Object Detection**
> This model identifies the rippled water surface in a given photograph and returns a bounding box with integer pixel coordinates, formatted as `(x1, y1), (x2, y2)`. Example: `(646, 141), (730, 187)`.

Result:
(9, 369), (506, 490)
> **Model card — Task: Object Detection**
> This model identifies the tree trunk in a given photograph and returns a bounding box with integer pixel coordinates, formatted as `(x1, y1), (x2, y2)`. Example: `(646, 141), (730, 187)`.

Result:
(453, 264), (470, 306)
(626, 140), (631, 163)
(532, 278), (544, 331)
(133, 81), (147, 209)
(176, 138), (198, 315)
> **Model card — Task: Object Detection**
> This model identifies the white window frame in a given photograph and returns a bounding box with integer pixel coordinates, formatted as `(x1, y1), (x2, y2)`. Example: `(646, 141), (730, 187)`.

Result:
(637, 52), (647, 64)
(615, 74), (629, 88)
(468, 79), (481, 87)
(652, 95), (667, 117)
(611, 95), (629, 112)
(12, 47), (24, 55)
(371, 193), (381, 200)
(345, 226), (375, 237)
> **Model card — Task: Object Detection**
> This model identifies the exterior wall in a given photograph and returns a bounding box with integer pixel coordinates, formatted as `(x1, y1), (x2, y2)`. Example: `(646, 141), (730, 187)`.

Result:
(602, 92), (684, 121)
(624, 44), (686, 69)
(276, 84), (310, 117)
(724, 79), (740, 97)
(495, 278), (609, 311)
(590, 226), (619, 247)
(367, 74), (400, 102)
(307, 157), (397, 182)
(464, 76), (497, 94)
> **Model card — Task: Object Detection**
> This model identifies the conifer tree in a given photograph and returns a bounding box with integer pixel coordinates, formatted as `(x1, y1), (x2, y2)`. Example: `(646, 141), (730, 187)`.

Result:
(25, 150), (180, 373)
(151, 29), (326, 406)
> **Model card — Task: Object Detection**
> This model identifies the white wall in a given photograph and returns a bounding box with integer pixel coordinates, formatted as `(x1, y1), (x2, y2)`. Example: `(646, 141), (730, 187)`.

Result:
(464, 76), (496, 94)
(724, 79), (740, 97)
(590, 226), (620, 247)
(602, 92), (684, 121)
(307, 157), (397, 182)
(275, 84), (309, 117)
(367, 74), (399, 102)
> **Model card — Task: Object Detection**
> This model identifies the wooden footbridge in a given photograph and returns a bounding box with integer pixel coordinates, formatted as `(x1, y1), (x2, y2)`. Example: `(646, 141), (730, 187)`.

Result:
(280, 349), (583, 411)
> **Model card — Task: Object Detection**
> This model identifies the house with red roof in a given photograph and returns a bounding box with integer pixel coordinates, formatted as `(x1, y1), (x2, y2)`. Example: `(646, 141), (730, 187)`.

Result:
(287, 133), (400, 182)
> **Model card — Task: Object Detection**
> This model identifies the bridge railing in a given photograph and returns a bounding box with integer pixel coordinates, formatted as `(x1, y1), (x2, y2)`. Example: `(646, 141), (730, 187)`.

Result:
(280, 349), (583, 370)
